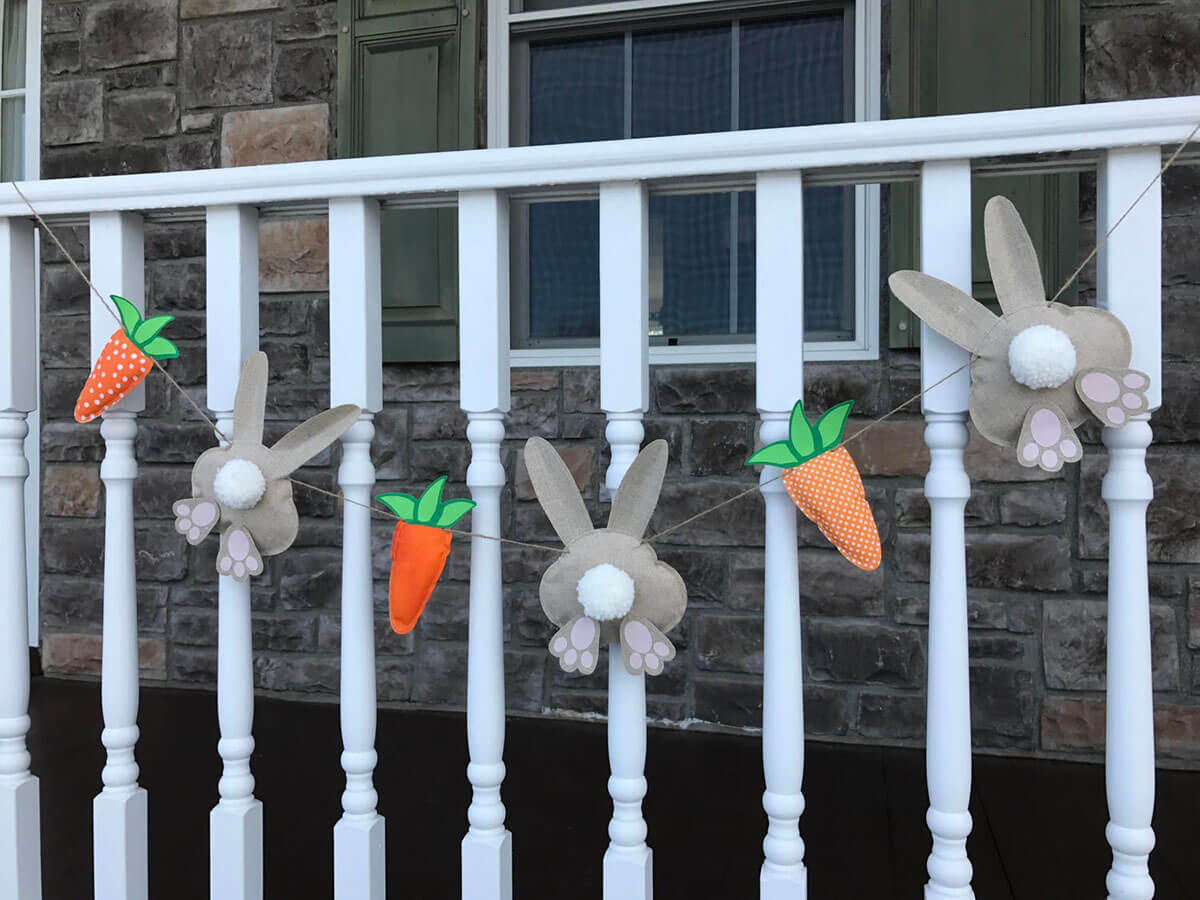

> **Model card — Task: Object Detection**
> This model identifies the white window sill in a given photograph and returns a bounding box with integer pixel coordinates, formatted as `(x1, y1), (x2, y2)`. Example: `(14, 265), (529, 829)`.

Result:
(510, 339), (880, 368)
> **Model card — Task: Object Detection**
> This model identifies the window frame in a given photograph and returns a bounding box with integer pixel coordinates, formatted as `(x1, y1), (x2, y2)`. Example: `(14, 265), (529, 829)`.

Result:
(489, 0), (881, 366)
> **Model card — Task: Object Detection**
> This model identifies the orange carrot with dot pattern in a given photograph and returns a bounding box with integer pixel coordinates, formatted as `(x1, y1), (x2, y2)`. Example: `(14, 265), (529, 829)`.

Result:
(745, 399), (881, 571)
(74, 295), (177, 424)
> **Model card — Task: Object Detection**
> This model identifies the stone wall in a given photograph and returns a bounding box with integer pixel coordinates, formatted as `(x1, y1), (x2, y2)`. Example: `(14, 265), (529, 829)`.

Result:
(35, 0), (1200, 767)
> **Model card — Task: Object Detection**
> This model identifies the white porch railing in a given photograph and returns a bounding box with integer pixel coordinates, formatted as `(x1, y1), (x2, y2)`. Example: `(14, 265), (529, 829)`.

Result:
(1, 95), (1195, 900)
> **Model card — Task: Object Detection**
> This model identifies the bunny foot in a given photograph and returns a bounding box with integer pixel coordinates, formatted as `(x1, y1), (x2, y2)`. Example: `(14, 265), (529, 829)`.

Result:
(549, 615), (600, 674)
(1076, 368), (1150, 427)
(174, 498), (219, 544)
(218, 526), (263, 581)
(1016, 404), (1083, 473)
(619, 617), (675, 676)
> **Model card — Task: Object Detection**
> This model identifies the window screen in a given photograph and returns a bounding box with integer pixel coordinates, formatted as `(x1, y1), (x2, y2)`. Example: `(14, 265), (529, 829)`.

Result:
(515, 8), (855, 348)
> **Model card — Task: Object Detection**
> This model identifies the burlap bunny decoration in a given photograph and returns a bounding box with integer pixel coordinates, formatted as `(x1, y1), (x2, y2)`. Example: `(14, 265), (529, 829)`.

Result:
(173, 351), (360, 580)
(524, 436), (686, 677)
(888, 195), (1150, 473)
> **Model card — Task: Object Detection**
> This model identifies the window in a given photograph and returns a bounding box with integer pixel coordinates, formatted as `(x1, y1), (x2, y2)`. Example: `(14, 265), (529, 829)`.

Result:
(1, 0), (34, 180)
(498, 0), (882, 364)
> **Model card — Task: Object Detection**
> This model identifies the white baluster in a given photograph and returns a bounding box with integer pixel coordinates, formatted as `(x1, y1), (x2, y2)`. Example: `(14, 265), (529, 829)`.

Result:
(0, 216), (41, 900)
(754, 171), (807, 900)
(918, 161), (974, 900)
(329, 196), (386, 900)
(88, 211), (149, 900)
(205, 205), (263, 900)
(1097, 147), (1161, 900)
(458, 189), (513, 900)
(600, 181), (649, 496)
(598, 179), (653, 900)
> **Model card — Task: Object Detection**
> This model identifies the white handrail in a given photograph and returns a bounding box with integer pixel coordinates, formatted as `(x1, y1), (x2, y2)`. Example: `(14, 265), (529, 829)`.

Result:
(0, 97), (1197, 215)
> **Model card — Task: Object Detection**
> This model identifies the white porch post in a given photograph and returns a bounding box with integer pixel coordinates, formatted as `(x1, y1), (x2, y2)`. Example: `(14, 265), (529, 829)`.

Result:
(598, 180), (653, 900)
(918, 160), (975, 900)
(1097, 147), (1161, 900)
(205, 204), (264, 900)
(458, 189), (513, 900)
(755, 171), (807, 900)
(89, 210), (149, 900)
(330, 196), (387, 900)
(0, 216), (41, 900)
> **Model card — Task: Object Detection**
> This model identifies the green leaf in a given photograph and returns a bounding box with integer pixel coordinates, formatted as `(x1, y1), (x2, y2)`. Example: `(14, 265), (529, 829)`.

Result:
(416, 476), (447, 523)
(745, 441), (800, 468)
(376, 492), (418, 521)
(112, 295), (142, 336)
(132, 314), (173, 344)
(139, 335), (178, 360)
(433, 498), (476, 528)
(787, 399), (816, 458)
(814, 400), (855, 449)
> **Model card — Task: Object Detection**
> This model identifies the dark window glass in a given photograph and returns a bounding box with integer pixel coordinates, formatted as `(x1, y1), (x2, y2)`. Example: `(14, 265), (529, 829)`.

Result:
(522, 10), (853, 345)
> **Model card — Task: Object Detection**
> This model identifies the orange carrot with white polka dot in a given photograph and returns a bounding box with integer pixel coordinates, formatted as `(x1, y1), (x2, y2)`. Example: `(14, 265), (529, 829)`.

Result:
(74, 295), (177, 424)
(745, 399), (881, 571)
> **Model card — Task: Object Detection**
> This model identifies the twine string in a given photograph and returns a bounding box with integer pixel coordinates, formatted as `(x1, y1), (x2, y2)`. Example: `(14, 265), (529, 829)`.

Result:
(10, 116), (1194, 554)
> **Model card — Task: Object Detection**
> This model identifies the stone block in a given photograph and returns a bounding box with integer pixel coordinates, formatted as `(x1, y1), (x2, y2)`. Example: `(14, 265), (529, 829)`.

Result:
(1085, 12), (1200, 102)
(43, 264), (91, 316)
(45, 3), (83, 33)
(1042, 696), (1105, 753)
(182, 0), (279, 17)
(42, 79), (103, 146)
(170, 646), (217, 683)
(145, 223), (205, 260)
(689, 419), (751, 476)
(411, 442), (469, 483)
(41, 318), (90, 371)
(693, 614), (763, 674)
(507, 393), (558, 439)
(259, 218), (329, 292)
(969, 664), (1034, 748)
(255, 655), (340, 694)
(803, 363), (885, 416)
(276, 45), (334, 102)
(693, 676), (760, 728)
(897, 532), (1071, 592)
(276, 5), (337, 41)
(42, 423), (103, 462)
(1155, 703), (1200, 761)
(806, 622), (924, 686)
(846, 418), (927, 477)
(182, 19), (273, 108)
(172, 608), (217, 647)
(1190, 580), (1200, 650)
(39, 576), (101, 630)
(279, 547), (342, 609)
(1043, 598), (1179, 691)
(1079, 450), (1200, 563)
(511, 369), (559, 392)
(42, 632), (166, 678)
(83, 0), (178, 70)
(104, 63), (175, 91)
(167, 135), (218, 170)
(514, 444), (593, 501)
(106, 90), (178, 140)
(1151, 364), (1200, 443)
(998, 484), (1067, 526)
(562, 367), (600, 413)
(252, 614), (318, 652)
(654, 547), (727, 608)
(1162, 289), (1200, 362)
(43, 464), (101, 517)
(45, 36), (81, 75)
(181, 112), (216, 133)
(410, 403), (466, 441)
(382, 363), (459, 403)
(895, 487), (996, 528)
(652, 365), (754, 414)
(648, 480), (763, 547)
(220, 103), (328, 167)
(858, 692), (924, 740)
(43, 143), (168, 178)
(135, 423), (217, 463)
(416, 581), (470, 641)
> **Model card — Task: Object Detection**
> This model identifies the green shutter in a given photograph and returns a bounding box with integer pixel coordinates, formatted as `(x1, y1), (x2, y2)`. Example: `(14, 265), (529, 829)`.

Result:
(338, 0), (480, 362)
(887, 0), (1081, 348)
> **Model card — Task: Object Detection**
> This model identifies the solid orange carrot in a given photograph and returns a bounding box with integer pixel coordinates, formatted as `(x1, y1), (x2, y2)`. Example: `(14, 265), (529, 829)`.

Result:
(377, 476), (475, 635)
(388, 521), (452, 634)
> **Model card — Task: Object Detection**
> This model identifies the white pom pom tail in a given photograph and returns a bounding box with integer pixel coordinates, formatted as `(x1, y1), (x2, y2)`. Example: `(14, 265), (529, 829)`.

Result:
(577, 563), (636, 622)
(213, 458), (268, 511)
(1008, 324), (1077, 389)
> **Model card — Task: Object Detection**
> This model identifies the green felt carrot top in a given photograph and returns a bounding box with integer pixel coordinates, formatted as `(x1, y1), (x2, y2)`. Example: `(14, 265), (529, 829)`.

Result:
(376, 476), (475, 529)
(744, 399), (854, 468)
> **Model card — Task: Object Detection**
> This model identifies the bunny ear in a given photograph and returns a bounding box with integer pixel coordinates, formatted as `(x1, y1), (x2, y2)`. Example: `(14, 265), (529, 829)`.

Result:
(523, 436), (593, 546)
(232, 351), (268, 445)
(608, 439), (668, 539)
(887, 270), (997, 355)
(985, 195), (1047, 314)
(265, 404), (361, 479)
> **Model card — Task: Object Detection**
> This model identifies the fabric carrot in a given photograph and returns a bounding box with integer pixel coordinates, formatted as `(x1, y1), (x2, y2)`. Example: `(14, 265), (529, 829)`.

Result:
(377, 476), (475, 634)
(745, 399), (881, 571)
(75, 295), (177, 423)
